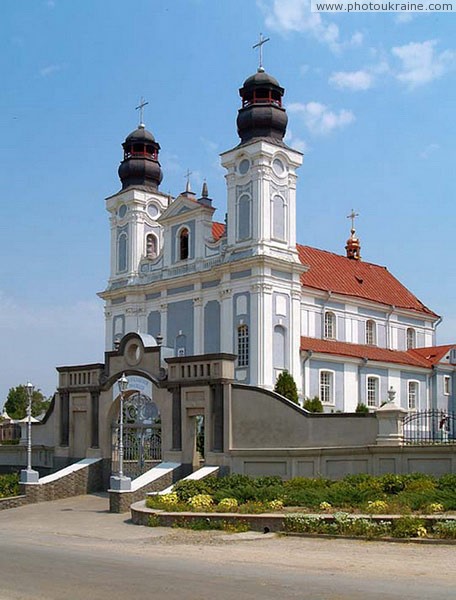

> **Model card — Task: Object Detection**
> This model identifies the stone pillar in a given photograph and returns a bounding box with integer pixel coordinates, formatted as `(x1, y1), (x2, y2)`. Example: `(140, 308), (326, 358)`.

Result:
(193, 295), (203, 354)
(376, 403), (407, 446)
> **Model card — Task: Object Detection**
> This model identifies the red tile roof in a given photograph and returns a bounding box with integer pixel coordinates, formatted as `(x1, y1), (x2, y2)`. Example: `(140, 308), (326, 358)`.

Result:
(212, 222), (225, 241)
(409, 345), (456, 365)
(297, 245), (437, 318)
(209, 225), (437, 318)
(300, 336), (431, 368)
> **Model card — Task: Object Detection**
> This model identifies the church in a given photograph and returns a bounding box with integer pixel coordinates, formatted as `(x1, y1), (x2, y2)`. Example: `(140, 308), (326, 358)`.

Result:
(99, 64), (455, 415)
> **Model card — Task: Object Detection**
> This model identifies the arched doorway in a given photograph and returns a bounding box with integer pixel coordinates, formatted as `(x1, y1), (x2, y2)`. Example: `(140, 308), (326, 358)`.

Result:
(111, 391), (162, 479)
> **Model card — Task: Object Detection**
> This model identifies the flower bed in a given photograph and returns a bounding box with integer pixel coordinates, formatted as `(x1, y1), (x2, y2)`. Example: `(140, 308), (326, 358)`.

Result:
(147, 473), (456, 515)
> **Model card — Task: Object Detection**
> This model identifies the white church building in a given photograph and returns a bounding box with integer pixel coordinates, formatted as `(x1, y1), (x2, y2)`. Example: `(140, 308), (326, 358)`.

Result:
(99, 66), (455, 414)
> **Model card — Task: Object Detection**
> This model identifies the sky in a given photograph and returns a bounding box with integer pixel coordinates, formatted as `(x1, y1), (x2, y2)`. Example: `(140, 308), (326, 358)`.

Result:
(0, 0), (455, 403)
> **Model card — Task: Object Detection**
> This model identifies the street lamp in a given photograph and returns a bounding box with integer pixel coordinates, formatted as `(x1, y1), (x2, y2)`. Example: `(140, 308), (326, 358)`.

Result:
(110, 373), (132, 491)
(20, 382), (39, 484)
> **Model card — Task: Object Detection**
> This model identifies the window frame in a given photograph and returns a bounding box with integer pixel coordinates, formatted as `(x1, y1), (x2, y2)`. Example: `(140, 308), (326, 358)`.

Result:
(117, 231), (128, 273)
(443, 375), (451, 396)
(324, 311), (336, 340)
(146, 232), (159, 259)
(319, 369), (335, 405)
(366, 320), (377, 346)
(406, 327), (416, 350)
(237, 324), (249, 367)
(177, 226), (190, 261)
(366, 375), (380, 408)
(407, 380), (419, 411)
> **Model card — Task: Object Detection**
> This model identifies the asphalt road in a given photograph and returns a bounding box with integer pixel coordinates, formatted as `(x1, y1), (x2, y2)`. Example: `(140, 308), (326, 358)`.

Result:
(0, 495), (454, 600)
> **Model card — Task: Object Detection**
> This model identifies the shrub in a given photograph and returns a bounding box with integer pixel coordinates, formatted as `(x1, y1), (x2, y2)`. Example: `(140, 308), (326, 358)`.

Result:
(217, 497), (238, 511)
(426, 502), (444, 514)
(267, 499), (284, 511)
(392, 516), (428, 538)
(319, 501), (332, 512)
(303, 396), (323, 413)
(355, 403), (369, 414)
(160, 492), (179, 505)
(0, 473), (19, 498)
(366, 500), (388, 514)
(274, 371), (299, 404)
(433, 520), (456, 539)
(148, 515), (161, 527)
(187, 494), (214, 511)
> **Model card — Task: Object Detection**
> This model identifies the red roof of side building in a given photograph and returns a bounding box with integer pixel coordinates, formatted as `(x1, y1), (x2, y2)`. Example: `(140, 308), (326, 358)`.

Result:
(300, 336), (432, 368)
(210, 224), (437, 318)
(297, 244), (438, 318)
(409, 345), (456, 366)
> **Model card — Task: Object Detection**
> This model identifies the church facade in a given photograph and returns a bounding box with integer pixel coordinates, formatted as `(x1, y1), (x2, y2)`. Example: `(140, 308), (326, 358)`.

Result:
(99, 67), (455, 415)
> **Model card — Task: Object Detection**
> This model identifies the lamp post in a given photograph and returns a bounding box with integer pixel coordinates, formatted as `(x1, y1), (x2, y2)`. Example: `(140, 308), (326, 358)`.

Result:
(20, 381), (39, 484)
(110, 373), (132, 491)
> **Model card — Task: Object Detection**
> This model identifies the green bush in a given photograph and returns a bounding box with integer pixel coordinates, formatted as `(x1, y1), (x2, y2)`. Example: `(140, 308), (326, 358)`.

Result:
(0, 473), (19, 498)
(392, 516), (428, 538)
(433, 520), (456, 539)
(355, 403), (369, 414)
(303, 396), (323, 413)
(274, 371), (299, 404)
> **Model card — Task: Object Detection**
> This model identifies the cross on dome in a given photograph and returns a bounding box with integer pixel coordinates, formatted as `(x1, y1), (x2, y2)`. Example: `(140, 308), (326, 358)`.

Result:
(253, 33), (270, 73)
(135, 97), (149, 127)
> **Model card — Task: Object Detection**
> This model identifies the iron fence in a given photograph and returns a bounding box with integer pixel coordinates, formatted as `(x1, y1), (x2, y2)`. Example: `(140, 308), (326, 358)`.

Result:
(403, 409), (455, 445)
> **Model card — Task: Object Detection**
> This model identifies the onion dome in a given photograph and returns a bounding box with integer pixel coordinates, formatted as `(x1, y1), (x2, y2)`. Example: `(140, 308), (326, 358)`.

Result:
(236, 69), (288, 144)
(118, 124), (163, 191)
(345, 228), (361, 261)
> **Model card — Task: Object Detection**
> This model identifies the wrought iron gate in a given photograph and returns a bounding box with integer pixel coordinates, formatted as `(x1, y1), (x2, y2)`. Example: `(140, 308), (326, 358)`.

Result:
(403, 409), (455, 445)
(111, 392), (162, 478)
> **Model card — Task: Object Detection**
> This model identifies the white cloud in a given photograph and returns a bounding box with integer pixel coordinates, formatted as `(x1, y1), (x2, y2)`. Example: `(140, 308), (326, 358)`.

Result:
(258, 0), (362, 53)
(392, 40), (455, 88)
(395, 12), (414, 23)
(0, 293), (103, 402)
(420, 143), (440, 159)
(288, 101), (355, 135)
(39, 64), (62, 77)
(329, 70), (373, 91)
(285, 129), (309, 152)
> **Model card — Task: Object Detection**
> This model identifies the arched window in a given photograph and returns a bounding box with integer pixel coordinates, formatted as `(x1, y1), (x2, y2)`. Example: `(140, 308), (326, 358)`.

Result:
(237, 324), (249, 367)
(320, 370), (334, 404)
(179, 228), (189, 260)
(237, 194), (251, 241)
(366, 320), (376, 345)
(146, 233), (158, 259)
(117, 232), (128, 272)
(324, 312), (336, 339)
(367, 376), (380, 408)
(406, 328), (416, 350)
(408, 381), (419, 410)
(272, 195), (286, 241)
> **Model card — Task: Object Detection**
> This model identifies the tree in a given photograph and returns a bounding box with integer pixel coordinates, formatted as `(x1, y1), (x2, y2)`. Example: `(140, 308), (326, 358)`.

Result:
(303, 396), (323, 413)
(274, 371), (299, 404)
(4, 385), (50, 420)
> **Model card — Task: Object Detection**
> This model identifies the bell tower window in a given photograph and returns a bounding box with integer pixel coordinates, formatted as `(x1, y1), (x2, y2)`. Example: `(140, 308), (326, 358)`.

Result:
(146, 233), (158, 259)
(179, 228), (189, 260)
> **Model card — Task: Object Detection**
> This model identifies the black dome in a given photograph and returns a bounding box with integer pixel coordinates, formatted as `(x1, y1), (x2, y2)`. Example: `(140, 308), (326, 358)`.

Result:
(237, 70), (287, 144)
(118, 124), (162, 191)
(125, 125), (156, 143)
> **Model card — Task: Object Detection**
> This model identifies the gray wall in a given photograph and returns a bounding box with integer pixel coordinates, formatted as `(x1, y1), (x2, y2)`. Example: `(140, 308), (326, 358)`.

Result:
(167, 300), (194, 355)
(204, 300), (221, 354)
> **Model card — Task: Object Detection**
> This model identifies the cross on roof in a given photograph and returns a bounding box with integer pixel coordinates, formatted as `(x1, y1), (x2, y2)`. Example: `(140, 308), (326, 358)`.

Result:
(135, 97), (149, 126)
(253, 33), (270, 72)
(184, 168), (192, 193)
(347, 209), (359, 231)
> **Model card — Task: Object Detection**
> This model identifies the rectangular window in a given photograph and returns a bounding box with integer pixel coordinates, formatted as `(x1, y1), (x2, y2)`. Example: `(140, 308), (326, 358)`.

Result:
(408, 381), (418, 410)
(237, 325), (249, 367)
(444, 376), (451, 396)
(367, 377), (379, 407)
(320, 371), (333, 404)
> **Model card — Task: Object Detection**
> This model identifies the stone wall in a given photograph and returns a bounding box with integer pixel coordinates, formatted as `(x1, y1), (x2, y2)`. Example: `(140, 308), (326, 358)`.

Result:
(109, 464), (190, 513)
(20, 458), (103, 504)
(0, 495), (27, 511)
